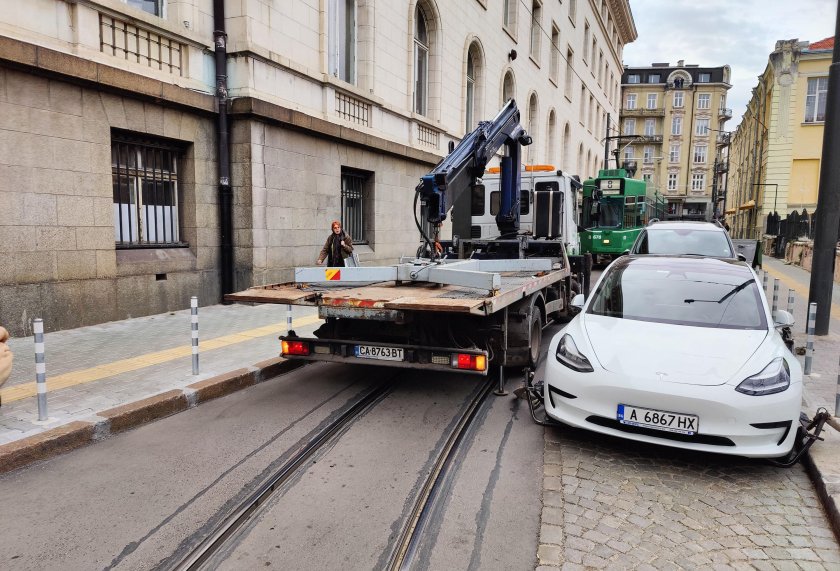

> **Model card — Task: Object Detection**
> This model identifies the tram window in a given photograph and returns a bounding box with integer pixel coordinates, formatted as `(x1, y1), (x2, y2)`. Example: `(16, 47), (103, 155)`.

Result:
(471, 185), (485, 216)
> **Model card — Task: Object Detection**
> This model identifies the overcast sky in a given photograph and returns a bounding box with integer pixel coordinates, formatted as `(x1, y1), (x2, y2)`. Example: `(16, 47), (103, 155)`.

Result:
(622, 0), (837, 128)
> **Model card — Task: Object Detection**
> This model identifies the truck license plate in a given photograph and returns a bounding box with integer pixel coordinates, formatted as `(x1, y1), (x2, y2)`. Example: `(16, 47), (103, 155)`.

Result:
(617, 404), (698, 435)
(355, 345), (404, 361)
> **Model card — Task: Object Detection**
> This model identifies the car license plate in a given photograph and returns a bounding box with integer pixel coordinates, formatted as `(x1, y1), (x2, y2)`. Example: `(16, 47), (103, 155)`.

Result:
(355, 345), (404, 361)
(617, 404), (698, 435)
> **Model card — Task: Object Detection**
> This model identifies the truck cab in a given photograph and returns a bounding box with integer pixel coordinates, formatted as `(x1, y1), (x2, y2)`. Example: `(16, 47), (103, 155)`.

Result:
(470, 165), (582, 255)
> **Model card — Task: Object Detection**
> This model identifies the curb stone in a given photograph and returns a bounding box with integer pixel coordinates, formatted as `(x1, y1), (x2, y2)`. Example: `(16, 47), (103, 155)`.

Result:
(0, 358), (305, 475)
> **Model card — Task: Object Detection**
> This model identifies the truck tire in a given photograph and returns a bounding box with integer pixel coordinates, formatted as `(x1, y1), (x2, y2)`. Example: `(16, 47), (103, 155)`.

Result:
(505, 294), (544, 367)
(527, 308), (543, 367)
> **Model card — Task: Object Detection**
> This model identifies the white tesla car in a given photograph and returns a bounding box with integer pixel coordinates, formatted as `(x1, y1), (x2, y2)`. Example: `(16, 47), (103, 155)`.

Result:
(544, 255), (802, 458)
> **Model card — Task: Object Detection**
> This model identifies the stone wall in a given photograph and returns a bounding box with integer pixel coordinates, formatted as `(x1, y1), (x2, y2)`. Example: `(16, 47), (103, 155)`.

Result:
(0, 67), (219, 336)
(231, 119), (433, 288)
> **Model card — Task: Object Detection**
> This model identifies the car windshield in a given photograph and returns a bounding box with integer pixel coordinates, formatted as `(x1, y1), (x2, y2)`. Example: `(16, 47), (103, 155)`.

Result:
(641, 228), (732, 257)
(587, 260), (767, 329)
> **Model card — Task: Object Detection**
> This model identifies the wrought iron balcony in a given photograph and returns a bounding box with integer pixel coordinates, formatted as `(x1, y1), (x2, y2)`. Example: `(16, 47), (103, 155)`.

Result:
(716, 132), (731, 146)
(715, 162), (729, 174)
(620, 107), (666, 117)
(718, 107), (733, 120)
(635, 134), (664, 144)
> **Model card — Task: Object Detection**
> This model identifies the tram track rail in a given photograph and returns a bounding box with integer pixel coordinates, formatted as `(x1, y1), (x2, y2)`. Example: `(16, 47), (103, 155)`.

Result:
(171, 381), (395, 571)
(385, 378), (495, 571)
(170, 371), (496, 571)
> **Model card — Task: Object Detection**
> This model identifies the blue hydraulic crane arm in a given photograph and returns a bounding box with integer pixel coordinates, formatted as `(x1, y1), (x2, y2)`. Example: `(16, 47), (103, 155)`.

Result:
(416, 100), (532, 234)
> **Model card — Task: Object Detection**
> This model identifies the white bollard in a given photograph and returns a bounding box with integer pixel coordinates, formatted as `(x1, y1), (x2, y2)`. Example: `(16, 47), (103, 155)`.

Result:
(191, 297), (199, 375)
(771, 279), (779, 322)
(287, 304), (293, 334)
(762, 270), (768, 295)
(33, 318), (47, 421)
(804, 302), (816, 376)
(787, 288), (795, 315)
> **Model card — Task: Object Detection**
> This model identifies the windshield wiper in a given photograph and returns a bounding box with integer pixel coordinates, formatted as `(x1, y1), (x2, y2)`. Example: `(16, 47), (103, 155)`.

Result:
(684, 279), (753, 304)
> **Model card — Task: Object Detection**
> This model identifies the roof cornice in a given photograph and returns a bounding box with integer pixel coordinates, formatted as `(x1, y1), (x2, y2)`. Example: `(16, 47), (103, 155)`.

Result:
(607, 0), (638, 44)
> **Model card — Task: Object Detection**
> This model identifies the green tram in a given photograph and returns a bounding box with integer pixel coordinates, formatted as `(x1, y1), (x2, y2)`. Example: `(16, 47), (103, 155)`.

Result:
(579, 168), (665, 263)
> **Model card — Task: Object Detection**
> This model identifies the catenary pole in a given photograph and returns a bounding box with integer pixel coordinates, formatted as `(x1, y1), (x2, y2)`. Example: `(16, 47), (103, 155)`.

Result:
(808, 3), (840, 335)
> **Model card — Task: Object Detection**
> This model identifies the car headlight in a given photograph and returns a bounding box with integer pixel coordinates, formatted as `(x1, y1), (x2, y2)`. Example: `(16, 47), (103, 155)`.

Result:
(735, 358), (790, 396)
(555, 334), (594, 372)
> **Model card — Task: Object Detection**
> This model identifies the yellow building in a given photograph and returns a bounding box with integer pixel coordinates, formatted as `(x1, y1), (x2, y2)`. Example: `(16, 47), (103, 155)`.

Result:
(727, 37), (832, 239)
(620, 62), (732, 220)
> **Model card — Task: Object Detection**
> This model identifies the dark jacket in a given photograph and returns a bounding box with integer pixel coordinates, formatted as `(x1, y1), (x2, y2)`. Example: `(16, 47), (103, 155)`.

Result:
(319, 231), (353, 265)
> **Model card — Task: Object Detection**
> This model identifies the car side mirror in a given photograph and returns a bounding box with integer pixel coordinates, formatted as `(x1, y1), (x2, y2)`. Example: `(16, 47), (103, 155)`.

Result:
(571, 294), (585, 309)
(774, 309), (795, 328)
(737, 253), (747, 262)
(621, 249), (630, 257)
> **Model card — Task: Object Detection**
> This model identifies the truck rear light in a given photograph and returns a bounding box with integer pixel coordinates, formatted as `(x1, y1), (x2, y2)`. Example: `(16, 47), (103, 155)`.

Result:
(431, 353), (450, 365)
(452, 353), (487, 371)
(313, 344), (331, 354)
(281, 340), (310, 356)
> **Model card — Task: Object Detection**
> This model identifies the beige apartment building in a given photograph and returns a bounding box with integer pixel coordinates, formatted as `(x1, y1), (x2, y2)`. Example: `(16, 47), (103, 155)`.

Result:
(727, 37), (832, 240)
(0, 0), (636, 335)
(620, 62), (732, 221)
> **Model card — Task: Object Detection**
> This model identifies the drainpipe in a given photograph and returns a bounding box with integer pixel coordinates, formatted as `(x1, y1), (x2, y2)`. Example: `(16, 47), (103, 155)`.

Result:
(214, 0), (234, 297)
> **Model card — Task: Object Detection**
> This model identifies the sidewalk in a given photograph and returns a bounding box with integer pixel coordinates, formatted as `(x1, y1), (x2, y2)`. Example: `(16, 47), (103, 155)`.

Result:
(761, 256), (840, 537)
(0, 302), (322, 456)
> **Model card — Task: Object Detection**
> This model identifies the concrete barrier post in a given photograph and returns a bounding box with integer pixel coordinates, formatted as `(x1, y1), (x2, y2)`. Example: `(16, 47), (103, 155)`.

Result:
(771, 279), (779, 321)
(762, 270), (768, 295)
(804, 302), (816, 376)
(34, 318), (47, 421)
(787, 288), (795, 315)
(836, 353), (840, 417)
(287, 304), (293, 334)
(191, 297), (199, 375)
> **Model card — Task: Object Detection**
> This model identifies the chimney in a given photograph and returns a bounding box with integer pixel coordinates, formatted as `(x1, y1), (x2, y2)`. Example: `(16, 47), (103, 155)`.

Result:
(677, 59), (684, 67)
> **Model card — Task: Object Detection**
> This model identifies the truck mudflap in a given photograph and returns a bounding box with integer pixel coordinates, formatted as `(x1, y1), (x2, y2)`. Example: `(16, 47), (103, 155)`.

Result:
(279, 335), (489, 376)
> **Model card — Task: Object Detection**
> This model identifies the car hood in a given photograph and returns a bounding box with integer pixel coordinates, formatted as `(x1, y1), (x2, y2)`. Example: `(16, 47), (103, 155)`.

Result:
(582, 314), (768, 386)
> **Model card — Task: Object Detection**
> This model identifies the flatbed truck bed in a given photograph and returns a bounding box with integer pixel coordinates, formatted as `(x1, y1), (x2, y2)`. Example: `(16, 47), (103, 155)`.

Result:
(225, 261), (575, 375)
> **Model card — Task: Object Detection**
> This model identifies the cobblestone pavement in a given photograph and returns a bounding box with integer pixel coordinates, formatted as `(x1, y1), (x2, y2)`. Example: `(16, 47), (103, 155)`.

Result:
(539, 427), (840, 570)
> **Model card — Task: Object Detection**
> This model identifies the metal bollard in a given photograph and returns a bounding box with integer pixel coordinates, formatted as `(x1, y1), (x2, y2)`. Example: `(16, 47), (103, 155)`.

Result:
(191, 297), (199, 375)
(771, 279), (779, 322)
(787, 288), (795, 315)
(286, 304), (294, 334)
(804, 302), (816, 376)
(836, 353), (840, 417)
(34, 318), (47, 421)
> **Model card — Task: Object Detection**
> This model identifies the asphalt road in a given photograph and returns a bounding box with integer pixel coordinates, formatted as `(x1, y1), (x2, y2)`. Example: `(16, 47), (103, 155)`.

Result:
(0, 361), (544, 570)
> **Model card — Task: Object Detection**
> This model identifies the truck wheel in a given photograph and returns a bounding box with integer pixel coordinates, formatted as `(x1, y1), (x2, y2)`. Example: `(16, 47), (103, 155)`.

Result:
(527, 309), (543, 367)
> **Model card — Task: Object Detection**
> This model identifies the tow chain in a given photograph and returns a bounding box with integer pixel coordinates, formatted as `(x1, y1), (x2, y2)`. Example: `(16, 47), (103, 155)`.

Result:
(768, 408), (831, 468)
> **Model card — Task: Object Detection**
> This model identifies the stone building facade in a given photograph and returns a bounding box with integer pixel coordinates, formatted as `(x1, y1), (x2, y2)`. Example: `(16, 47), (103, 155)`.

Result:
(620, 62), (732, 221)
(0, 0), (636, 336)
(727, 37), (832, 240)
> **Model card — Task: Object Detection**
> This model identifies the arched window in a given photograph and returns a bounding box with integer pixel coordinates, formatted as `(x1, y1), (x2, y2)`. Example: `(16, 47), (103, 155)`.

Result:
(329, 0), (356, 83)
(527, 93), (538, 162)
(502, 70), (515, 105)
(586, 150), (592, 178)
(578, 143), (584, 174)
(414, 4), (429, 115)
(562, 122), (570, 168)
(546, 110), (556, 163)
(465, 42), (483, 132)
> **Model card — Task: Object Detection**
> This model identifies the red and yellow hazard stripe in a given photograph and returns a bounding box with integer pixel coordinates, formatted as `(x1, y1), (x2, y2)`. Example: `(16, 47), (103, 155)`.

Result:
(325, 268), (341, 281)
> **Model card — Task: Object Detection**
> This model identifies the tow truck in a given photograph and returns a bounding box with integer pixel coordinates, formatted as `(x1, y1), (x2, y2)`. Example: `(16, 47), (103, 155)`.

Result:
(227, 100), (589, 380)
